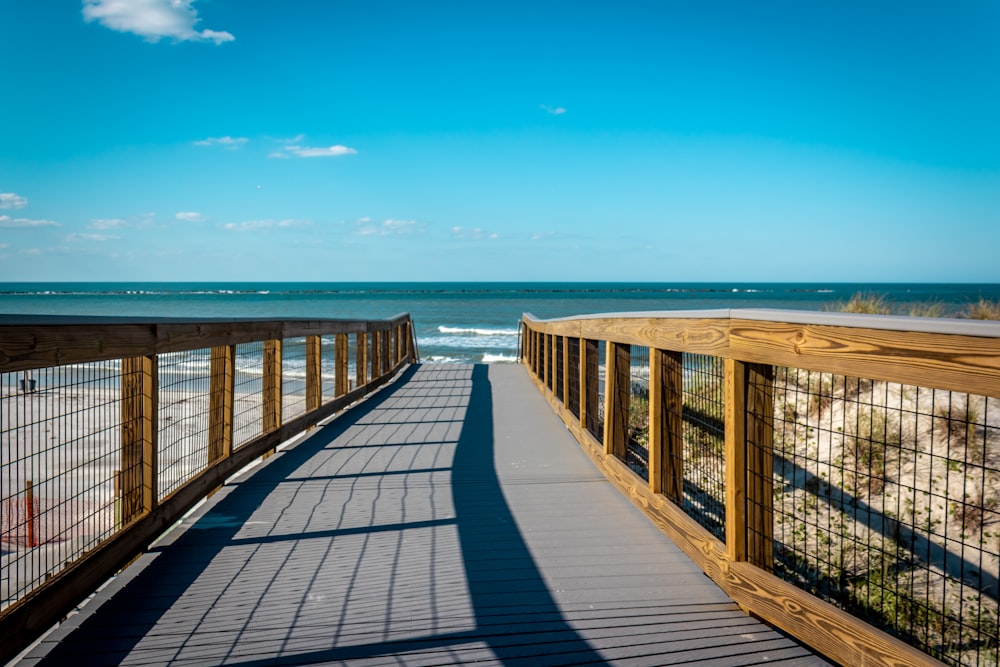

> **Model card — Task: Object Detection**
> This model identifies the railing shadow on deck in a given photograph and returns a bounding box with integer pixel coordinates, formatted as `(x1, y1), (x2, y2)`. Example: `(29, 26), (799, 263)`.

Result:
(26, 364), (605, 666)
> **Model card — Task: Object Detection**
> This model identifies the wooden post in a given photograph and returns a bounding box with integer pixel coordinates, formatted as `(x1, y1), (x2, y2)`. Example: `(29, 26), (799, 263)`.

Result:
(263, 339), (282, 435)
(746, 362), (775, 570)
(121, 355), (158, 523)
(25, 480), (36, 548)
(724, 358), (748, 564)
(650, 349), (684, 500)
(381, 328), (390, 375)
(356, 332), (368, 388)
(306, 335), (321, 412)
(208, 345), (235, 465)
(335, 333), (349, 396)
(725, 358), (775, 568)
(578, 337), (588, 430)
(603, 342), (630, 460)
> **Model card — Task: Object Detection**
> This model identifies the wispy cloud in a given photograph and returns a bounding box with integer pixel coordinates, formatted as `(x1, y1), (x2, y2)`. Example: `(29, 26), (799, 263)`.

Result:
(0, 216), (61, 228)
(540, 104), (567, 115)
(356, 219), (424, 236)
(451, 226), (500, 240)
(82, 0), (235, 44)
(0, 193), (28, 209)
(221, 219), (311, 232)
(175, 211), (206, 222)
(66, 232), (119, 242)
(194, 136), (248, 149)
(275, 144), (358, 159)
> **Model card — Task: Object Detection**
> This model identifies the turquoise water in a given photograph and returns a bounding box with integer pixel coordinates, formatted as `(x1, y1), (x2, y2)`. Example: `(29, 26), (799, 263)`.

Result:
(1, 282), (998, 363)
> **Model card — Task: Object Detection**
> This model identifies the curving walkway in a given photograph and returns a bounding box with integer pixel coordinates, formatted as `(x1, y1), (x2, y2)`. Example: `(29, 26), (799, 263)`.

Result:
(19, 364), (827, 666)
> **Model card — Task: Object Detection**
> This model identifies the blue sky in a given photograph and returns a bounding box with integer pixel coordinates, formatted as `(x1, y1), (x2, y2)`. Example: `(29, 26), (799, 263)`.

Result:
(2, 1), (998, 282)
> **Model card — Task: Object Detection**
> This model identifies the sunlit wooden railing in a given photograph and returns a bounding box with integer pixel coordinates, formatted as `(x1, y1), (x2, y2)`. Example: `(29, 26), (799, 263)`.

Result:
(521, 309), (1000, 667)
(0, 313), (416, 664)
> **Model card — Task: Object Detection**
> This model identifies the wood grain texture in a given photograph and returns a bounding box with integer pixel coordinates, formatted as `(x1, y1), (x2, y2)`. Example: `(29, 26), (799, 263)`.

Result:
(208, 346), (234, 465)
(0, 316), (411, 373)
(305, 335), (321, 412)
(729, 319), (1000, 397)
(262, 339), (282, 435)
(335, 333), (349, 396)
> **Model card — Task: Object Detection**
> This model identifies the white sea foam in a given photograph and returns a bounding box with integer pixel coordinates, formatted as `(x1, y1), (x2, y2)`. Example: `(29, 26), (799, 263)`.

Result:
(438, 326), (519, 336)
(482, 353), (519, 364)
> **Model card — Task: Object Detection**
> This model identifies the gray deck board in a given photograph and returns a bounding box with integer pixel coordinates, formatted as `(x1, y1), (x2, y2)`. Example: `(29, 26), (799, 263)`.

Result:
(19, 364), (828, 666)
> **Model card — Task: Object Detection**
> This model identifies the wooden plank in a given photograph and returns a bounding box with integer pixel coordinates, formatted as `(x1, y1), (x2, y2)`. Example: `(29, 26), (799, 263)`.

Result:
(371, 330), (382, 381)
(745, 362), (774, 569)
(729, 319), (1000, 397)
(381, 328), (391, 376)
(263, 339), (282, 435)
(649, 349), (684, 499)
(0, 317), (412, 373)
(306, 335), (321, 412)
(603, 342), (629, 461)
(208, 345), (234, 465)
(335, 333), (349, 396)
(727, 562), (942, 667)
(662, 350), (684, 504)
(120, 355), (157, 521)
(724, 358), (747, 564)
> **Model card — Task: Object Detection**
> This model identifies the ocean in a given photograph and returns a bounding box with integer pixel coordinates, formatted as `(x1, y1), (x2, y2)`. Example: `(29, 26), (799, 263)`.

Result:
(1, 282), (998, 364)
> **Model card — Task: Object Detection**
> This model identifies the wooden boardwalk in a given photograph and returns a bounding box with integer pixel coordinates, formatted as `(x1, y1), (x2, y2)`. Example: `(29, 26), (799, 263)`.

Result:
(19, 364), (827, 666)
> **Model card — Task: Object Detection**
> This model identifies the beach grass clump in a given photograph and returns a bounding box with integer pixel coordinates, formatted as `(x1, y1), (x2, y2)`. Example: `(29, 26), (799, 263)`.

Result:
(964, 299), (1000, 320)
(827, 291), (892, 315)
(908, 302), (946, 318)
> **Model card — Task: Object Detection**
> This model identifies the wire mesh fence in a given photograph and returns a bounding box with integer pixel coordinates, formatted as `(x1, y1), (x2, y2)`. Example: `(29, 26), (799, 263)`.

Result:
(567, 337), (580, 419)
(554, 336), (565, 403)
(157, 350), (211, 498)
(1, 363), (121, 611)
(681, 353), (727, 541)
(282, 337), (308, 423)
(768, 368), (1000, 666)
(625, 345), (650, 480)
(233, 341), (264, 450)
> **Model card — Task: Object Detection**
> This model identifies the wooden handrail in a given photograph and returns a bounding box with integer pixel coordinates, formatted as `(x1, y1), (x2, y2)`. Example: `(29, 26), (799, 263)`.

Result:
(521, 309), (1000, 667)
(0, 313), (416, 665)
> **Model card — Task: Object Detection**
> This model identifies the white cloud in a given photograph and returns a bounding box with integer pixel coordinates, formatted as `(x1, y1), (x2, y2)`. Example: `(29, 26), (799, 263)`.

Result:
(273, 144), (358, 159)
(82, 0), (235, 44)
(221, 219), (310, 232)
(175, 211), (206, 222)
(0, 216), (61, 228)
(355, 219), (424, 236)
(540, 104), (567, 115)
(194, 136), (248, 149)
(67, 233), (119, 242)
(0, 193), (28, 209)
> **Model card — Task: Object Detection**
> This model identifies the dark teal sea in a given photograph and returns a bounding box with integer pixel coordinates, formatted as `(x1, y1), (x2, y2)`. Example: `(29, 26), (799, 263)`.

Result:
(1, 282), (998, 363)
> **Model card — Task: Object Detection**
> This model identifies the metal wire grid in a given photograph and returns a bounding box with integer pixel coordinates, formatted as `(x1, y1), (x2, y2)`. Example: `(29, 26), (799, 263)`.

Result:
(233, 342), (264, 449)
(553, 336), (565, 403)
(282, 337), (308, 423)
(1, 363), (121, 610)
(626, 346), (650, 480)
(566, 337), (581, 418)
(681, 353), (726, 541)
(157, 350), (211, 499)
(769, 368), (1000, 666)
(319, 335), (338, 400)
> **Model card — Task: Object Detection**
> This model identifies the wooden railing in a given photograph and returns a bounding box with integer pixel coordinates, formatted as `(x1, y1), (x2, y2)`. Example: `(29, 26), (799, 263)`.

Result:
(0, 313), (416, 664)
(521, 309), (1000, 667)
